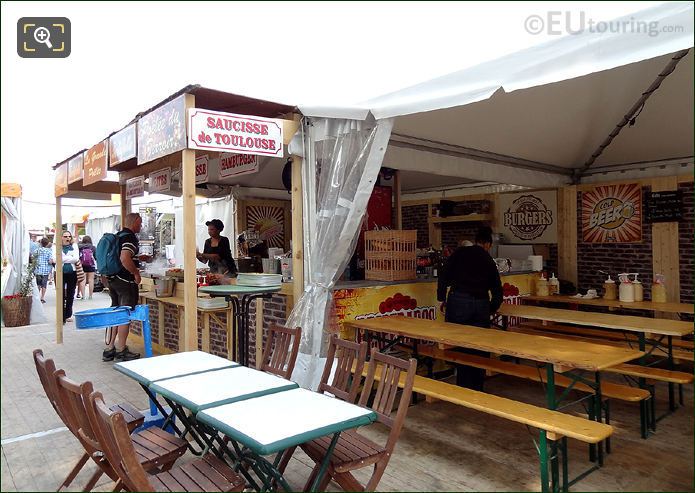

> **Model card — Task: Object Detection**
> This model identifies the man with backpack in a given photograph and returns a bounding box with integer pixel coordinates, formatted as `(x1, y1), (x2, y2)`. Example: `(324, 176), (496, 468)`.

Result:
(97, 212), (145, 362)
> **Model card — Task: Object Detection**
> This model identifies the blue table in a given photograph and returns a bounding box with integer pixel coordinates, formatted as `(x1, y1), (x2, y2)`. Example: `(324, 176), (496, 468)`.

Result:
(199, 285), (281, 367)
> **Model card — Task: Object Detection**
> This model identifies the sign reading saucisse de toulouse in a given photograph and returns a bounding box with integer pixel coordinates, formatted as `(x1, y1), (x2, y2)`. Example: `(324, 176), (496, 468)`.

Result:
(188, 108), (283, 158)
(497, 190), (558, 244)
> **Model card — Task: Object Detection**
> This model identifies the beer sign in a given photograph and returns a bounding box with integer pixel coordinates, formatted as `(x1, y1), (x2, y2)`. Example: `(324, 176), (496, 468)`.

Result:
(498, 191), (557, 244)
(582, 183), (642, 243)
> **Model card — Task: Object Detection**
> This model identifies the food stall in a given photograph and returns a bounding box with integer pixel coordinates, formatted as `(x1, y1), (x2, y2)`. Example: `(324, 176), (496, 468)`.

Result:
(52, 86), (303, 366)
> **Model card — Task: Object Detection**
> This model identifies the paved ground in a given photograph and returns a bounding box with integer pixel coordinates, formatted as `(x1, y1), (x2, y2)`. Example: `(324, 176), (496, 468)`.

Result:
(2, 287), (693, 491)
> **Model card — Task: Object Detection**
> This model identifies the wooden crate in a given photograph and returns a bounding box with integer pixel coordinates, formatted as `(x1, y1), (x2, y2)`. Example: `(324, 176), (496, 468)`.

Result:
(365, 230), (417, 281)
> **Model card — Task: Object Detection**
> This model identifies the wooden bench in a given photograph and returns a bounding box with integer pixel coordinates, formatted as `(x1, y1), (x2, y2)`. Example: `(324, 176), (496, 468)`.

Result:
(415, 345), (654, 441)
(353, 364), (612, 492)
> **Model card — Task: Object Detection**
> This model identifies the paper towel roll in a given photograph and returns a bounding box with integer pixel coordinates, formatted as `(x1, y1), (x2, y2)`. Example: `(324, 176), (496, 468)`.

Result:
(528, 255), (543, 271)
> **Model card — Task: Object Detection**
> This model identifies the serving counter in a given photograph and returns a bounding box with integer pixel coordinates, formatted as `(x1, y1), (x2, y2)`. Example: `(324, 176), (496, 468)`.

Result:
(130, 277), (294, 367)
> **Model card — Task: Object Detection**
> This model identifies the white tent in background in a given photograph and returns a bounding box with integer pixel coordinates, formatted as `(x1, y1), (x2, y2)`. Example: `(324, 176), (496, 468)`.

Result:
(300, 2), (693, 187)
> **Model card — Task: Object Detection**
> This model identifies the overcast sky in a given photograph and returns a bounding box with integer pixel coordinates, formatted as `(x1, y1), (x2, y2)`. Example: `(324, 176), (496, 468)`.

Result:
(1, 1), (665, 225)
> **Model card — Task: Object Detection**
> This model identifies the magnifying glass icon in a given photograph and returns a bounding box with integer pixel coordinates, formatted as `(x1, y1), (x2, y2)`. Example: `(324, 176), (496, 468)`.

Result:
(33, 27), (53, 49)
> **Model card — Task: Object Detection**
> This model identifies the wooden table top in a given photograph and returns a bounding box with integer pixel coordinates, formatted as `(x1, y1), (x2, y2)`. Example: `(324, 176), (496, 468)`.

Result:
(344, 316), (643, 371)
(498, 304), (693, 337)
(524, 295), (694, 315)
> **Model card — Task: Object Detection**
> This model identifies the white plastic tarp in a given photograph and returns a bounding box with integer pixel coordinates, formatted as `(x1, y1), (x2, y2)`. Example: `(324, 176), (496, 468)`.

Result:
(1, 196), (46, 324)
(173, 197), (236, 268)
(298, 3), (694, 186)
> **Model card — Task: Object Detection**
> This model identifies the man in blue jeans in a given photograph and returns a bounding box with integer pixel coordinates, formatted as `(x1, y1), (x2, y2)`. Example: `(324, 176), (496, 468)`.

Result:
(437, 226), (503, 391)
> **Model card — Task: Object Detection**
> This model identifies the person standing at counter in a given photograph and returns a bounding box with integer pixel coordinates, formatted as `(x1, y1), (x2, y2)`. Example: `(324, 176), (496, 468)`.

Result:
(197, 219), (238, 276)
(437, 226), (503, 391)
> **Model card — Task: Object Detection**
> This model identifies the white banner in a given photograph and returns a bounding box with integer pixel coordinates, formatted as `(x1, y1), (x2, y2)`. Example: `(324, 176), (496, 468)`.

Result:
(126, 176), (145, 200)
(498, 190), (558, 244)
(188, 108), (283, 158)
(218, 152), (258, 180)
(149, 167), (171, 193)
(195, 155), (209, 184)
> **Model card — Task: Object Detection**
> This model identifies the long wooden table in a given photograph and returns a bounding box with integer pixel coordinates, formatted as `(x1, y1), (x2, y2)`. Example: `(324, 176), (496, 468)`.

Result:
(345, 315), (642, 474)
(523, 295), (694, 316)
(497, 304), (693, 337)
(497, 303), (693, 414)
(345, 316), (643, 372)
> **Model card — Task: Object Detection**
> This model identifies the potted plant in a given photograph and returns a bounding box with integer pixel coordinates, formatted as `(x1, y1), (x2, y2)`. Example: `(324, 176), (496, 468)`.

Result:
(2, 253), (38, 327)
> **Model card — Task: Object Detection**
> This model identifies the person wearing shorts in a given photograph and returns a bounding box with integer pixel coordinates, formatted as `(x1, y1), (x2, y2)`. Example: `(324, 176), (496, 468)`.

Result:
(35, 238), (55, 303)
(102, 213), (144, 362)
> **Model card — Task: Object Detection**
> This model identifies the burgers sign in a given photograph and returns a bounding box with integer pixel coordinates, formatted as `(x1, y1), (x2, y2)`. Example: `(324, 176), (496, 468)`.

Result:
(498, 191), (557, 243)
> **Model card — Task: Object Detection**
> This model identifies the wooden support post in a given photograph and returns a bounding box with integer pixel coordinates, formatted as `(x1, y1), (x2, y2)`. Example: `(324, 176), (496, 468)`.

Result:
(557, 185), (578, 285)
(652, 177), (680, 319)
(182, 93), (198, 351)
(256, 299), (264, 369)
(394, 170), (402, 229)
(119, 185), (128, 227)
(55, 196), (63, 344)
(291, 154), (304, 311)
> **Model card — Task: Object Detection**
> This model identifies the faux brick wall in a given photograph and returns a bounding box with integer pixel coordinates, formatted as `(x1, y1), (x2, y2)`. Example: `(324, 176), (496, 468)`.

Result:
(402, 205), (429, 248)
(248, 294), (288, 368)
(546, 244), (558, 278)
(577, 187), (654, 298)
(441, 223), (484, 249)
(678, 181), (694, 306)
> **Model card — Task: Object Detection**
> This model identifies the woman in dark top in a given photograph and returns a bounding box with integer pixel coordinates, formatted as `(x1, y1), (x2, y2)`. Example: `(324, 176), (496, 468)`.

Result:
(196, 219), (237, 276)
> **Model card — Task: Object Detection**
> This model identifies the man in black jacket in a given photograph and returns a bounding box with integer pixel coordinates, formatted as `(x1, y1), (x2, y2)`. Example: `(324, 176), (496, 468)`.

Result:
(437, 226), (503, 390)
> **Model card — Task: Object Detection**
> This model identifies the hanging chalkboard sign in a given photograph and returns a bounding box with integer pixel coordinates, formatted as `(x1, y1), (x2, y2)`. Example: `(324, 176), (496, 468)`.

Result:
(646, 190), (682, 223)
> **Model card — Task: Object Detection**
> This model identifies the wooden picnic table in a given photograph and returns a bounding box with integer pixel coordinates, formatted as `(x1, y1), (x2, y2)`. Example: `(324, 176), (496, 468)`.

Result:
(523, 295), (694, 315)
(344, 315), (643, 372)
(497, 304), (693, 337)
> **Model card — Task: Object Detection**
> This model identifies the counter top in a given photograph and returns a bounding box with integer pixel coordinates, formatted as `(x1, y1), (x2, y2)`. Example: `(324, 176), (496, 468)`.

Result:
(335, 271), (537, 290)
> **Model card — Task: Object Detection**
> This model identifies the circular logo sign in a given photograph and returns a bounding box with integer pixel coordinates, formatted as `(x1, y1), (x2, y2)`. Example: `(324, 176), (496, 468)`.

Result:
(589, 198), (635, 230)
(503, 194), (553, 241)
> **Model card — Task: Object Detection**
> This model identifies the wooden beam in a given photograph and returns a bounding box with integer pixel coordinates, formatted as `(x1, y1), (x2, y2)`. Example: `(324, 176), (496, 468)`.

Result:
(557, 186), (578, 285)
(577, 174), (693, 191)
(394, 170), (402, 229)
(651, 177), (680, 316)
(291, 154), (304, 308)
(119, 151), (183, 184)
(182, 93), (198, 351)
(119, 185), (128, 228)
(55, 197), (63, 344)
(1, 183), (22, 198)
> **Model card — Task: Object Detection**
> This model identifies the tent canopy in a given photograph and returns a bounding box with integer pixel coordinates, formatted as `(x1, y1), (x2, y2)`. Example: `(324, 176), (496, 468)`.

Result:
(299, 3), (694, 187)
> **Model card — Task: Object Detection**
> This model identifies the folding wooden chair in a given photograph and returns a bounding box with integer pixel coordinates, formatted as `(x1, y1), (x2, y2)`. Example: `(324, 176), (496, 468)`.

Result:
(32, 349), (144, 491)
(87, 390), (246, 492)
(55, 373), (188, 491)
(301, 348), (417, 492)
(259, 324), (301, 379)
(275, 335), (369, 480)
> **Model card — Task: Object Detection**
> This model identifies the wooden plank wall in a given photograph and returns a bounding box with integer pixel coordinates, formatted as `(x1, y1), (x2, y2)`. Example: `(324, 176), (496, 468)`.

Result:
(651, 176), (681, 308)
(557, 185), (578, 285)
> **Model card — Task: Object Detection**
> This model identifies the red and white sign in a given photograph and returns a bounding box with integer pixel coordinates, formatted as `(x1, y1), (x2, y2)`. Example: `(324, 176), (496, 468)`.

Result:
(218, 152), (258, 180)
(149, 168), (171, 193)
(126, 176), (145, 200)
(188, 108), (283, 158)
(195, 155), (209, 184)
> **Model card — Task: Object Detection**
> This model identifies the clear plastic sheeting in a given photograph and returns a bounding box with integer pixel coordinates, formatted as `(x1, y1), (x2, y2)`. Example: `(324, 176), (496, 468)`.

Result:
(287, 116), (393, 390)
(1, 196), (46, 325)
